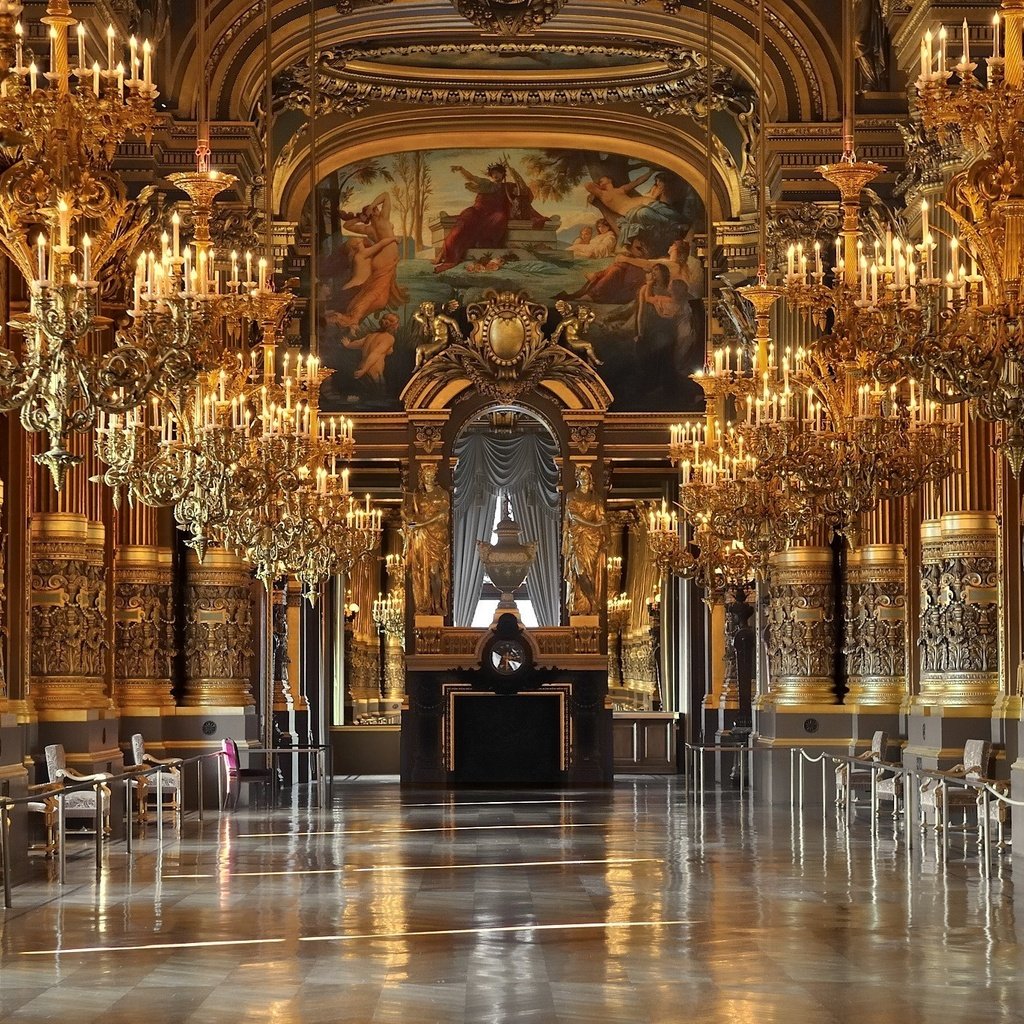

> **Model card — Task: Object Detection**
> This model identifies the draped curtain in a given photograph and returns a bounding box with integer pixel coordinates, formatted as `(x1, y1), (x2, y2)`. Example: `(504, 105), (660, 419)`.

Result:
(452, 431), (561, 627)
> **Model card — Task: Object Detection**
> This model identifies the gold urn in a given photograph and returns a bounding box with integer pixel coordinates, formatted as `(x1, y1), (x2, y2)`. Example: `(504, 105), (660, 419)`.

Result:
(477, 500), (537, 612)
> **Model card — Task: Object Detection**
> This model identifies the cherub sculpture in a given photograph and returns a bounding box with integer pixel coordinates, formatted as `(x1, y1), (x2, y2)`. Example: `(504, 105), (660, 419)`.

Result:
(552, 300), (602, 366)
(412, 299), (461, 369)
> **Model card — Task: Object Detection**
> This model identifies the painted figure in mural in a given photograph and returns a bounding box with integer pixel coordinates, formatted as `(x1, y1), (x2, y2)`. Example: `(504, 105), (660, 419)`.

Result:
(434, 161), (549, 272)
(585, 170), (683, 257)
(563, 465), (608, 616)
(551, 301), (602, 366)
(325, 193), (408, 329)
(412, 300), (461, 368)
(340, 312), (400, 385)
(403, 463), (451, 617)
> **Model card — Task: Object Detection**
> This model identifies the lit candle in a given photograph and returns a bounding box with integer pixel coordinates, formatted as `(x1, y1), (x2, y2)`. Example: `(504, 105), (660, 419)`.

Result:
(963, 18), (970, 65)
(92, 60), (100, 96)
(142, 39), (151, 87)
(994, 14), (1001, 59)
(57, 198), (70, 247)
(925, 29), (934, 71)
(82, 233), (91, 281)
(258, 256), (267, 291)
(29, 61), (37, 92)
(245, 250), (253, 283)
(939, 26), (947, 75)
(171, 211), (180, 259)
(129, 35), (138, 75)
(15, 21), (23, 70)
(116, 60), (124, 97)
(920, 38), (928, 77)
(106, 24), (115, 72)
(814, 240), (822, 279)
(49, 27), (56, 77)
(36, 233), (46, 282)
(76, 23), (86, 69)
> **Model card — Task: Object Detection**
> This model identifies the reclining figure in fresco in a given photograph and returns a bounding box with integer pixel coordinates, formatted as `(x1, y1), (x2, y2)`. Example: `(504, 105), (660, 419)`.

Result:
(551, 300), (602, 367)
(413, 299), (462, 369)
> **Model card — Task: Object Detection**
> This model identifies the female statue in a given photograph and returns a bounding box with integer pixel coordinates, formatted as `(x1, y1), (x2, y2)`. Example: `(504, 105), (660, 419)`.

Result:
(403, 463), (451, 617)
(563, 465), (607, 616)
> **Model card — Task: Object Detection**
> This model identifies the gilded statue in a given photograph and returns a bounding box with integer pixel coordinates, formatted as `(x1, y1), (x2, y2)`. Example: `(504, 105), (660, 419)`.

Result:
(403, 463), (451, 617)
(563, 464), (607, 616)
(551, 300), (602, 366)
(412, 300), (461, 369)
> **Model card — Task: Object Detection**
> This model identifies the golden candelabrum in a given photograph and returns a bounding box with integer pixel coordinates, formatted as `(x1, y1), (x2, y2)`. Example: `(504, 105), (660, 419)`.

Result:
(672, 283), (814, 573)
(779, 159), (960, 535)
(900, 3), (1024, 473)
(646, 500), (755, 593)
(0, 0), (176, 489)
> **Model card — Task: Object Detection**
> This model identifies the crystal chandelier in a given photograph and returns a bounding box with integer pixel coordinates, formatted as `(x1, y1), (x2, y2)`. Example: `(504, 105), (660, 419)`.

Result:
(0, 0), (173, 489)
(903, 5), (1024, 473)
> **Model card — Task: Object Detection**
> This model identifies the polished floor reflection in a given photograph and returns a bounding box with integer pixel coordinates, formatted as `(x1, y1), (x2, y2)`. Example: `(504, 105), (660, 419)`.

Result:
(0, 777), (1020, 1023)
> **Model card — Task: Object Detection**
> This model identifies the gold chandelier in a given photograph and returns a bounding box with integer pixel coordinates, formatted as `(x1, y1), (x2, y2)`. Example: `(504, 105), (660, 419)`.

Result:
(901, 3), (1024, 473)
(0, 0), (177, 489)
(646, 500), (755, 593)
(779, 158), (960, 537)
(373, 555), (406, 640)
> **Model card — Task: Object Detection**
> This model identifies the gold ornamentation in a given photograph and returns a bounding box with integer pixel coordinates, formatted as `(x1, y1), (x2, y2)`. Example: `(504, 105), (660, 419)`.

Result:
(563, 465), (607, 617)
(403, 463), (451, 617)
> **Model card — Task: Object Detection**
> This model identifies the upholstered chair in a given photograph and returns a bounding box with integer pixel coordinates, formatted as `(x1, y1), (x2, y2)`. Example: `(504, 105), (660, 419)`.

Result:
(26, 783), (61, 856)
(221, 738), (275, 809)
(918, 739), (995, 836)
(835, 730), (890, 810)
(129, 734), (181, 822)
(44, 744), (111, 836)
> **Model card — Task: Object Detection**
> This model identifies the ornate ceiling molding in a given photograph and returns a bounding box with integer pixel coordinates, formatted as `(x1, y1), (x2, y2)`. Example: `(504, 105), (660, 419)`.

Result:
(274, 41), (755, 125)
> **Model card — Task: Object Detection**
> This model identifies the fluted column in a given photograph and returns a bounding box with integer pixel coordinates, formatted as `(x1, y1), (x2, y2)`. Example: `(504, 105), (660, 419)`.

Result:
(182, 549), (255, 707)
(113, 502), (174, 710)
(844, 501), (907, 706)
(765, 542), (837, 705)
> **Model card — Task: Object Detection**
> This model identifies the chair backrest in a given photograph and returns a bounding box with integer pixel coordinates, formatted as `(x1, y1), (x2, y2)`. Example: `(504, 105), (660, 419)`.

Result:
(221, 738), (240, 775)
(44, 744), (66, 783)
(963, 739), (993, 780)
(870, 731), (889, 759)
(131, 734), (146, 766)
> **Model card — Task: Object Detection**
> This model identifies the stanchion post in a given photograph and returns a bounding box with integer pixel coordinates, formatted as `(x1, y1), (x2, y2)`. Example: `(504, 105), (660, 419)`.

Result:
(57, 790), (66, 885)
(789, 749), (795, 809)
(93, 782), (103, 881)
(124, 778), (133, 856)
(197, 760), (204, 822)
(156, 771), (163, 842)
(1, 798), (12, 909)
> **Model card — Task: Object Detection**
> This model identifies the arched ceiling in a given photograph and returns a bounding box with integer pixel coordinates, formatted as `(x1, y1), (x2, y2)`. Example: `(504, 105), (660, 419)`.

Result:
(169, 0), (842, 128)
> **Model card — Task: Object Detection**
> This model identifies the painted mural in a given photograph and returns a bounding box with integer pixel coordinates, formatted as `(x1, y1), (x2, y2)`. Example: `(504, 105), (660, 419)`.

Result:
(313, 147), (706, 412)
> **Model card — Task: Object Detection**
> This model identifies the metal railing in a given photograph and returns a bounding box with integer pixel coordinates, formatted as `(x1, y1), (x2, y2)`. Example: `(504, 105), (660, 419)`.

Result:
(0, 750), (228, 907)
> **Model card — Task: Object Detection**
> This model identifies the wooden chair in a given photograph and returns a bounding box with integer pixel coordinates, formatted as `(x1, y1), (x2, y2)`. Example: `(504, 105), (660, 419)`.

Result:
(129, 734), (181, 822)
(835, 731), (889, 812)
(918, 739), (995, 839)
(44, 744), (111, 837)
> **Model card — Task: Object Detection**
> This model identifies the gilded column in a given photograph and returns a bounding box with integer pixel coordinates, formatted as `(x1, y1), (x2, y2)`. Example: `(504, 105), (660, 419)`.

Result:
(765, 543), (837, 705)
(113, 502), (174, 710)
(844, 502), (907, 706)
(182, 549), (255, 707)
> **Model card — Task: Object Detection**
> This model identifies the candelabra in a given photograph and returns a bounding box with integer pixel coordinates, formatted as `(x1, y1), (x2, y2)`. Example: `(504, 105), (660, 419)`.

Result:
(780, 158), (959, 535)
(0, 0), (171, 489)
(898, 3), (1024, 473)
(646, 501), (755, 593)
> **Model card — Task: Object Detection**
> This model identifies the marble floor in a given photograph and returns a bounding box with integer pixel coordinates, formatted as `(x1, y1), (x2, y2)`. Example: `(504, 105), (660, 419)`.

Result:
(0, 776), (1021, 1023)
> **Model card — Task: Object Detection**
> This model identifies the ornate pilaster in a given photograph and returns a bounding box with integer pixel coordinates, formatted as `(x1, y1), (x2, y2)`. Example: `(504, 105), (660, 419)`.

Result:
(765, 547), (837, 705)
(844, 545), (907, 706)
(182, 549), (255, 707)
(113, 546), (174, 710)
(29, 514), (109, 712)
(918, 513), (999, 707)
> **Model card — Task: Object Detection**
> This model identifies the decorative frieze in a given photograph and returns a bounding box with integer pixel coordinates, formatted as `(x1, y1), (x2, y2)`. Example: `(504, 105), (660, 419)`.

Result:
(182, 549), (255, 707)
(918, 514), (999, 707)
(30, 514), (109, 711)
(765, 547), (837, 705)
(113, 546), (175, 709)
(844, 544), (907, 706)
